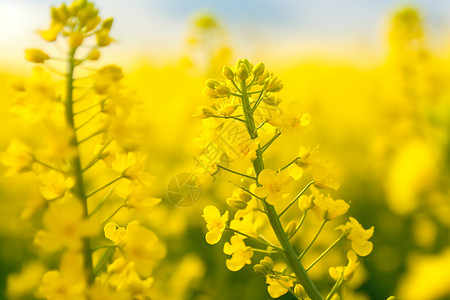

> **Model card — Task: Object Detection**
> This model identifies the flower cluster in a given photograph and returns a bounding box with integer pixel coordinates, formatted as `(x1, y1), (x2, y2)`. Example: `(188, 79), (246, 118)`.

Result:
(4, 1), (163, 299)
(198, 59), (375, 299)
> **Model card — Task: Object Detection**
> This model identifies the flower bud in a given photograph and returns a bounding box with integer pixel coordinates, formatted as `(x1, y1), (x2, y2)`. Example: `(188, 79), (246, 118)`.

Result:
(69, 32), (84, 48)
(226, 198), (247, 210)
(222, 65), (234, 80)
(386, 297), (396, 300)
(236, 64), (248, 81)
(193, 106), (216, 119)
(263, 96), (282, 106)
(88, 49), (101, 60)
(257, 70), (270, 85)
(206, 79), (220, 90)
(215, 85), (230, 98)
(242, 59), (253, 73)
(101, 17), (114, 31)
(267, 76), (283, 92)
(253, 264), (268, 276)
(239, 192), (252, 202)
(285, 221), (297, 237)
(294, 284), (307, 299)
(25, 49), (50, 63)
(252, 62), (265, 76)
(260, 256), (274, 272)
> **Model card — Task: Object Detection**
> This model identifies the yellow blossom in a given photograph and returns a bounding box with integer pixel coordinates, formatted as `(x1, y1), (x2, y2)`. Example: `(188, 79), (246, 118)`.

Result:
(93, 65), (123, 94)
(329, 250), (360, 281)
(266, 275), (295, 298)
(1, 139), (35, 176)
(312, 192), (349, 221)
(298, 185), (321, 213)
(38, 170), (74, 200)
(230, 210), (258, 237)
(255, 169), (294, 205)
(277, 102), (311, 135)
(337, 217), (374, 256)
(223, 235), (253, 271)
(38, 251), (86, 300)
(202, 205), (229, 245)
(6, 261), (46, 299)
(25, 49), (50, 63)
(106, 260), (153, 298)
(34, 194), (96, 252)
(313, 167), (341, 190)
(105, 221), (166, 277)
(104, 222), (127, 245)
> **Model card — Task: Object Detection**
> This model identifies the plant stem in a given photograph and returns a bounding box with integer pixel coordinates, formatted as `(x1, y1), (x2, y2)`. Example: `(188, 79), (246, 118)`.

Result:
(226, 228), (282, 251)
(306, 234), (345, 271)
(217, 165), (256, 180)
(65, 47), (93, 283)
(279, 181), (315, 217)
(240, 79), (322, 300)
(85, 176), (123, 198)
(299, 220), (327, 259)
(289, 210), (309, 240)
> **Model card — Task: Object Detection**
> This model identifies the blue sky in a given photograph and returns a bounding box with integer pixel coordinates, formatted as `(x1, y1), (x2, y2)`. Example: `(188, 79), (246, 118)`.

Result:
(1, 0), (450, 67)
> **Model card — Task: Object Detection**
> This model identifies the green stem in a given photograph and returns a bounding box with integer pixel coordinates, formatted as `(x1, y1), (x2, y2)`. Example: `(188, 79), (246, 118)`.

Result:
(65, 47), (93, 282)
(86, 176), (123, 198)
(261, 131), (281, 153)
(226, 228), (282, 251)
(289, 210), (309, 240)
(101, 204), (126, 227)
(279, 157), (301, 172)
(217, 165), (256, 180)
(87, 187), (114, 217)
(325, 276), (344, 300)
(211, 115), (246, 123)
(34, 159), (65, 173)
(78, 130), (103, 144)
(306, 234), (345, 271)
(82, 139), (112, 172)
(240, 79), (322, 300)
(299, 220), (327, 259)
(279, 181), (315, 217)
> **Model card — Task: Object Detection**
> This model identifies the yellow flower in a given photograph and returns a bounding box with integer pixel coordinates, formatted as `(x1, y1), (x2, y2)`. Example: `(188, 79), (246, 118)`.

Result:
(296, 145), (323, 169)
(104, 222), (127, 245)
(298, 185), (320, 213)
(255, 169), (294, 205)
(38, 170), (74, 200)
(124, 185), (161, 211)
(312, 192), (349, 221)
(337, 217), (374, 256)
(38, 251), (86, 300)
(278, 102), (311, 135)
(1, 139), (35, 176)
(266, 275), (295, 298)
(313, 167), (341, 190)
(39, 23), (64, 42)
(202, 205), (229, 245)
(105, 221), (166, 277)
(24, 49), (50, 63)
(230, 210), (258, 237)
(34, 194), (96, 252)
(106, 260), (153, 298)
(6, 261), (46, 299)
(329, 250), (360, 282)
(93, 65), (123, 94)
(223, 235), (253, 271)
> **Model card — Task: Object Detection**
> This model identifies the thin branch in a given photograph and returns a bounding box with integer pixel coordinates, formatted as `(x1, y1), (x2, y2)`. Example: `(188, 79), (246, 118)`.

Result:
(299, 220), (327, 259)
(279, 181), (315, 217)
(86, 176), (124, 198)
(261, 131), (281, 153)
(279, 157), (301, 172)
(82, 139), (112, 172)
(226, 228), (282, 251)
(78, 130), (103, 144)
(306, 234), (345, 271)
(217, 165), (257, 180)
(34, 159), (65, 173)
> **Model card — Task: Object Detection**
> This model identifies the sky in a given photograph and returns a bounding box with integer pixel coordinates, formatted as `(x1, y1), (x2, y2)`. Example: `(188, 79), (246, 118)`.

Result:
(1, 0), (450, 69)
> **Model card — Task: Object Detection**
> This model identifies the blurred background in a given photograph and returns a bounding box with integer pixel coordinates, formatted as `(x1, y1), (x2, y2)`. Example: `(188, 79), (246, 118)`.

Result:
(1, 0), (450, 299)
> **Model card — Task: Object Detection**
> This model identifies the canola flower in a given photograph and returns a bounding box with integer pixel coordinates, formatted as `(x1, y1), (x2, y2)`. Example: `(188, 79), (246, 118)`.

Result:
(197, 59), (377, 299)
(3, 1), (163, 299)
